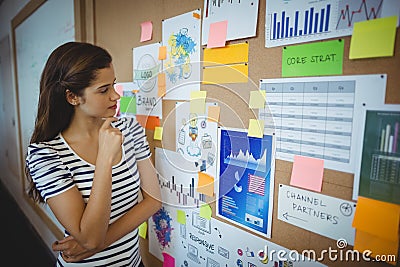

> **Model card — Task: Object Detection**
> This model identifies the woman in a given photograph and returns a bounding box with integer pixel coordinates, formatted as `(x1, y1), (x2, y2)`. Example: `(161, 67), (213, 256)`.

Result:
(25, 42), (161, 266)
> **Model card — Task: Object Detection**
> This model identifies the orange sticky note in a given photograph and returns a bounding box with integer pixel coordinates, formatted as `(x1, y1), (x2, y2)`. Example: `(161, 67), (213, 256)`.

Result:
(157, 73), (166, 97)
(207, 106), (220, 122)
(158, 46), (167, 60)
(290, 155), (324, 192)
(193, 12), (201, 19)
(140, 21), (152, 42)
(197, 172), (214, 197)
(207, 20), (228, 48)
(352, 196), (400, 241)
(354, 230), (398, 265)
(135, 115), (160, 131)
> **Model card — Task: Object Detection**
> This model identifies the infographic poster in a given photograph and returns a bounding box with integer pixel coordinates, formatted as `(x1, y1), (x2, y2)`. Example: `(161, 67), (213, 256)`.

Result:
(216, 127), (275, 238)
(358, 109), (400, 204)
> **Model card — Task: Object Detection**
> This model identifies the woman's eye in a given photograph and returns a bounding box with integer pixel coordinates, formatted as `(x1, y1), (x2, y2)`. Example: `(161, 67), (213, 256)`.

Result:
(100, 88), (108, 94)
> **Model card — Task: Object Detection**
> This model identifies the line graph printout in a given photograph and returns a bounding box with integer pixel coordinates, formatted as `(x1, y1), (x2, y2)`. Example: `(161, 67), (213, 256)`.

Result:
(259, 75), (387, 174)
(265, 0), (400, 47)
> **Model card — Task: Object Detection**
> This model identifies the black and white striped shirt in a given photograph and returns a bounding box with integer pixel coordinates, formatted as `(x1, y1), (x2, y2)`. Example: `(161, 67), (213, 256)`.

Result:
(26, 117), (151, 267)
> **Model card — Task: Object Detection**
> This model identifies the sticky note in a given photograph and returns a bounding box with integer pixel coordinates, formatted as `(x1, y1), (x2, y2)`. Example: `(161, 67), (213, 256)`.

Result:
(203, 63), (248, 84)
(199, 203), (212, 220)
(162, 252), (175, 267)
(190, 91), (207, 114)
(197, 172), (214, 197)
(207, 106), (220, 122)
(138, 221), (147, 239)
(158, 46), (167, 60)
(354, 230), (398, 265)
(203, 42), (249, 66)
(282, 39), (344, 77)
(135, 115), (160, 131)
(248, 119), (264, 138)
(193, 12), (201, 19)
(177, 210), (186, 225)
(249, 90), (266, 109)
(352, 196), (400, 241)
(154, 126), (163, 140)
(207, 20), (228, 48)
(290, 155), (324, 192)
(119, 96), (136, 114)
(158, 73), (166, 97)
(350, 16), (397, 59)
(140, 21), (152, 42)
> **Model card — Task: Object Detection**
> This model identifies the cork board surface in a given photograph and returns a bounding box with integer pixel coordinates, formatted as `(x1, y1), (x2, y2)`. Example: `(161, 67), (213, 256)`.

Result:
(93, 0), (399, 266)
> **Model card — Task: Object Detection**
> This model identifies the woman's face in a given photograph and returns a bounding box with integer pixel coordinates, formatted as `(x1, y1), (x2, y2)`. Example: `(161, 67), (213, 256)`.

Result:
(77, 63), (120, 118)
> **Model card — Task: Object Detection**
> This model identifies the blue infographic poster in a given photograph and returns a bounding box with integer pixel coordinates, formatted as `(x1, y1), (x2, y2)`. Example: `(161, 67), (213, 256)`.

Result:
(217, 127), (275, 238)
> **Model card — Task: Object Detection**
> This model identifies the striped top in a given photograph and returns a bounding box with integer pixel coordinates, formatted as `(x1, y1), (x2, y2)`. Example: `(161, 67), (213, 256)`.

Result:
(26, 117), (151, 267)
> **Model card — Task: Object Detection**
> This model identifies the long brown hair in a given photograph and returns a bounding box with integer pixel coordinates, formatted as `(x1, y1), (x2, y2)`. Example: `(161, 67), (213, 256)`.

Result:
(26, 42), (112, 203)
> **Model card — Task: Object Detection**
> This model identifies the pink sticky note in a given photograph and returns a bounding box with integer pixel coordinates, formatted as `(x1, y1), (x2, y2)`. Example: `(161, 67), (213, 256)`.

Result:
(207, 20), (228, 48)
(115, 84), (123, 117)
(290, 155), (324, 192)
(162, 252), (175, 267)
(140, 21), (152, 42)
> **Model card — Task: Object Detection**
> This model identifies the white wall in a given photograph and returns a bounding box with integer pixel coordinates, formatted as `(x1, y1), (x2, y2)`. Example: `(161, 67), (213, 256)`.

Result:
(0, 0), (58, 258)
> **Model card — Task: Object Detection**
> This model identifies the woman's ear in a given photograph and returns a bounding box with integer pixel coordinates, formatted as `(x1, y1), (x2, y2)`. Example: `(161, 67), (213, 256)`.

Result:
(65, 89), (79, 106)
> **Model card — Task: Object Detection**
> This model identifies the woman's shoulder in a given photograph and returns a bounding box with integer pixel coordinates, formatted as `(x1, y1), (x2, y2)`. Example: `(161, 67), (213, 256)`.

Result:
(27, 135), (64, 156)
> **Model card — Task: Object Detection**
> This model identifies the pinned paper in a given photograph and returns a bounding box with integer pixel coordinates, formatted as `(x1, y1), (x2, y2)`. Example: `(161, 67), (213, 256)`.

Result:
(199, 203), (212, 220)
(140, 21), (152, 42)
(203, 63), (248, 84)
(119, 96), (136, 114)
(154, 126), (163, 140)
(158, 46), (167, 60)
(207, 106), (220, 122)
(177, 210), (186, 225)
(190, 91), (207, 114)
(352, 196), (400, 242)
(248, 119), (264, 138)
(207, 20), (228, 48)
(138, 221), (147, 239)
(249, 90), (266, 109)
(354, 230), (398, 265)
(162, 252), (175, 267)
(290, 155), (324, 192)
(350, 16), (397, 59)
(135, 115), (160, 131)
(197, 172), (214, 197)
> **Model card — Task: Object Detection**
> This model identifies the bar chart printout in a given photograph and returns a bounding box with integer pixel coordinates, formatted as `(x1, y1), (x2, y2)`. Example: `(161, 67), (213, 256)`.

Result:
(265, 0), (400, 47)
(359, 110), (400, 205)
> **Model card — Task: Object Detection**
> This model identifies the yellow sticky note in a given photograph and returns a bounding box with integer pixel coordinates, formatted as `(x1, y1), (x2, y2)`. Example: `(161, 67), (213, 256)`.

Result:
(190, 91), (207, 114)
(199, 204), (212, 220)
(203, 63), (248, 84)
(248, 119), (264, 138)
(352, 196), (400, 241)
(197, 172), (214, 197)
(177, 210), (186, 225)
(349, 16), (397, 59)
(249, 90), (266, 109)
(207, 106), (220, 122)
(154, 126), (163, 140)
(158, 46), (167, 60)
(138, 221), (147, 239)
(203, 42), (249, 66)
(354, 230), (398, 266)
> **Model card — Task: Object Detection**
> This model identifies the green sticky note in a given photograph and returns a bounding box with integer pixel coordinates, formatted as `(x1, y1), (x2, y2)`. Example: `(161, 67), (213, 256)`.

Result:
(138, 221), (147, 239)
(177, 210), (186, 224)
(199, 204), (212, 220)
(282, 39), (344, 77)
(120, 96), (136, 114)
(350, 16), (397, 59)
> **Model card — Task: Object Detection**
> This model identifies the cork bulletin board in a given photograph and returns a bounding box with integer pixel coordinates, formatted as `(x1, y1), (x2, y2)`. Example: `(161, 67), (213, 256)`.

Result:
(92, 0), (400, 266)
